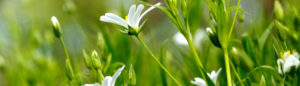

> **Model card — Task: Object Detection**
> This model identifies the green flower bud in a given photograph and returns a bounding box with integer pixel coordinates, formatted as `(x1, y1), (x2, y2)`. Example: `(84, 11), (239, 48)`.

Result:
(128, 64), (136, 85)
(238, 13), (245, 23)
(0, 56), (5, 68)
(82, 50), (92, 69)
(274, 0), (284, 20)
(206, 27), (222, 48)
(91, 50), (101, 69)
(51, 16), (62, 38)
(65, 59), (74, 80)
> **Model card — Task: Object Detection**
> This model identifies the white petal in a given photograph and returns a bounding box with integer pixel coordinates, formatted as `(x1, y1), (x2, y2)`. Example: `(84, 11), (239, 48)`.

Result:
(277, 59), (284, 74)
(128, 5), (136, 26)
(173, 32), (188, 46)
(105, 13), (128, 27)
(133, 4), (144, 28)
(83, 83), (101, 86)
(213, 68), (222, 84)
(100, 16), (128, 28)
(102, 76), (112, 86)
(136, 2), (161, 26)
(191, 77), (207, 86)
(110, 65), (125, 86)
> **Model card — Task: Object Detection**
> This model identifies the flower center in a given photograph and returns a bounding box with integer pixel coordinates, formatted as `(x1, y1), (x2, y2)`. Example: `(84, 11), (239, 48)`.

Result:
(281, 50), (290, 58)
(125, 16), (129, 21)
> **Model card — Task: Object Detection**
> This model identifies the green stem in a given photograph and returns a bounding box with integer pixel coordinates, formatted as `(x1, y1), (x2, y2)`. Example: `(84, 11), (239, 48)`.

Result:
(228, 0), (242, 39)
(96, 68), (105, 82)
(135, 35), (182, 86)
(230, 60), (243, 86)
(59, 37), (70, 61)
(186, 36), (207, 82)
(224, 49), (232, 86)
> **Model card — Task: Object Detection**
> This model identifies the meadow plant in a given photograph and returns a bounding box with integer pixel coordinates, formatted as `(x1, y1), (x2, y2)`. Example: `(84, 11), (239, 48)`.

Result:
(1, 0), (300, 86)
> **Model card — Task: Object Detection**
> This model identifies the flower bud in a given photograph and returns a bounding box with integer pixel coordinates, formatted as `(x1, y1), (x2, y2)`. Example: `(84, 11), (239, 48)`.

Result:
(82, 50), (92, 69)
(274, 0), (284, 20)
(91, 50), (101, 69)
(238, 13), (245, 23)
(51, 16), (62, 38)
(206, 27), (222, 48)
(0, 56), (5, 68)
(65, 59), (74, 80)
(128, 64), (136, 85)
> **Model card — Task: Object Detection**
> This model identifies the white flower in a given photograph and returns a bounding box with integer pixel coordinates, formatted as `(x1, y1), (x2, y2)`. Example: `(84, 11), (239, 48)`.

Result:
(191, 77), (206, 86)
(100, 2), (161, 32)
(173, 32), (188, 46)
(207, 68), (222, 84)
(83, 83), (100, 86)
(277, 51), (300, 74)
(191, 68), (222, 86)
(83, 65), (125, 86)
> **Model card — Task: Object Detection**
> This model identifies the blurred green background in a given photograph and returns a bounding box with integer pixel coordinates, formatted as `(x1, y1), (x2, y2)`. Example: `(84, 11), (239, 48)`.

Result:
(0, 0), (300, 86)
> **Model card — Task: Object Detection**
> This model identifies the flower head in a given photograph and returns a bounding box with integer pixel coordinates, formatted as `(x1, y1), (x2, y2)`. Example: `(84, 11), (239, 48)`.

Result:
(207, 68), (222, 84)
(100, 3), (161, 35)
(83, 65), (125, 86)
(277, 50), (300, 74)
(191, 68), (222, 86)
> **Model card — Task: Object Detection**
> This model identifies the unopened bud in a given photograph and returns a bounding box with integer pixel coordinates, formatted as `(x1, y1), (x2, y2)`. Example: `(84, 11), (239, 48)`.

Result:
(274, 0), (284, 20)
(82, 50), (92, 69)
(91, 50), (101, 69)
(51, 16), (62, 38)
(0, 56), (5, 68)
(129, 64), (136, 85)
(206, 27), (222, 48)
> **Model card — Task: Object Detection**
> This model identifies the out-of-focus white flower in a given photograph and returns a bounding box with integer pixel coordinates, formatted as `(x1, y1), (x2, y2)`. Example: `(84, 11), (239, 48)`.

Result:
(277, 50), (300, 74)
(173, 32), (188, 46)
(83, 65), (125, 86)
(191, 77), (206, 86)
(100, 3), (161, 32)
(83, 83), (101, 86)
(194, 29), (207, 47)
(207, 68), (222, 84)
(191, 68), (222, 86)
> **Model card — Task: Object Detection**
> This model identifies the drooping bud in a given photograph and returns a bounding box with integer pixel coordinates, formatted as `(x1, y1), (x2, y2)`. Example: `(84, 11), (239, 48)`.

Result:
(206, 27), (222, 48)
(274, 0), (284, 20)
(51, 16), (62, 38)
(91, 50), (101, 69)
(65, 59), (74, 80)
(128, 64), (136, 85)
(238, 13), (245, 23)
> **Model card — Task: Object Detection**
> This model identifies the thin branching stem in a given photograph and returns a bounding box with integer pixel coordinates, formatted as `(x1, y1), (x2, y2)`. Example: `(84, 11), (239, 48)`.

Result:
(135, 35), (182, 86)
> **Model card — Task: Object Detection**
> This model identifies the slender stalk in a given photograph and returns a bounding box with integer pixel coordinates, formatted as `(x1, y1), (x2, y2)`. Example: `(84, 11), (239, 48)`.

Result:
(96, 69), (105, 82)
(228, 0), (242, 39)
(59, 37), (70, 60)
(230, 60), (243, 86)
(224, 49), (232, 86)
(186, 36), (207, 82)
(135, 35), (181, 86)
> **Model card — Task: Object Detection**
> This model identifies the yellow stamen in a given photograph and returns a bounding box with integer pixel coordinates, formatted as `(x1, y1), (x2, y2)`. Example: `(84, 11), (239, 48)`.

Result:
(287, 50), (290, 57)
(125, 16), (129, 21)
(281, 52), (285, 58)
(292, 50), (296, 54)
